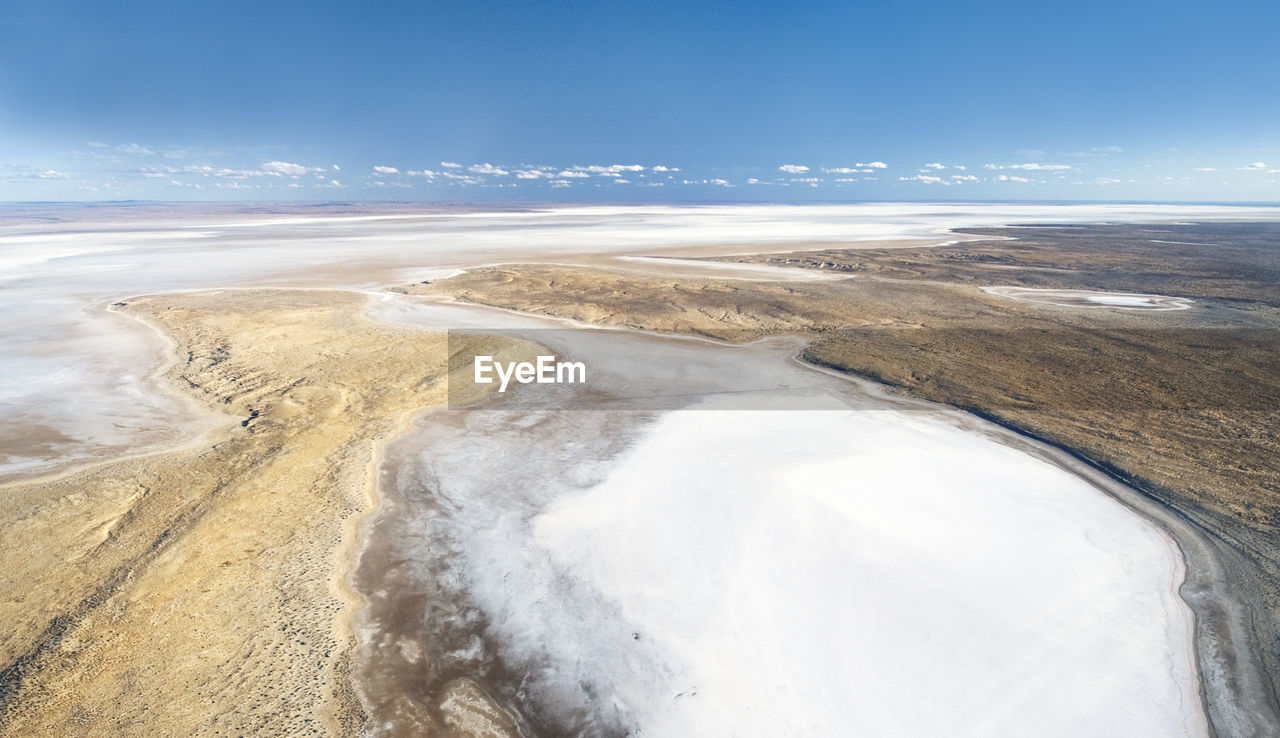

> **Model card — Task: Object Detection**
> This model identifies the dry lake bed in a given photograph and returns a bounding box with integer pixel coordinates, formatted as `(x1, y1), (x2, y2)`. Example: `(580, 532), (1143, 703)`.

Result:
(1, 203), (1278, 737)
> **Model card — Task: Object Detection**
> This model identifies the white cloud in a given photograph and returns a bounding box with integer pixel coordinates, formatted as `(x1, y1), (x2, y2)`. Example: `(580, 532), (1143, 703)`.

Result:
(790, 177), (821, 183)
(899, 175), (945, 184)
(951, 174), (977, 182)
(651, 165), (680, 172)
(87, 141), (108, 148)
(995, 174), (1031, 183)
(142, 162), (336, 184)
(439, 171), (482, 184)
(440, 161), (462, 168)
(3, 165), (70, 180)
(373, 165), (400, 174)
(155, 163), (239, 184)
(556, 170), (591, 178)
(1193, 167), (1217, 172)
(1238, 162), (1268, 170)
(469, 162), (509, 176)
(746, 178), (761, 184)
(514, 169), (552, 179)
(923, 163), (946, 170)
(261, 160), (324, 175)
(1096, 177), (1121, 184)
(117, 142), (154, 155)
(859, 161), (888, 169)
(571, 164), (646, 175)
(1092, 145), (1123, 153)
(1015, 148), (1045, 158)
(985, 163), (1072, 171)
(778, 164), (810, 174)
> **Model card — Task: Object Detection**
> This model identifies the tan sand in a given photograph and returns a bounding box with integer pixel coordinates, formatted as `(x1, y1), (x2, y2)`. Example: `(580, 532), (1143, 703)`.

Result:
(0, 289), (526, 736)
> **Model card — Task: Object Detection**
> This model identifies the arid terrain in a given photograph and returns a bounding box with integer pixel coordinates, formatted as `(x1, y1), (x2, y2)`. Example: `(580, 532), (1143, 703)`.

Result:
(0, 289), (527, 736)
(415, 221), (1280, 734)
(2, 211), (1277, 736)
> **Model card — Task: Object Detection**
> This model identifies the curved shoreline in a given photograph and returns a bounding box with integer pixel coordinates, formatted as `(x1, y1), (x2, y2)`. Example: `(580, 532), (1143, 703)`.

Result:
(374, 280), (1268, 734)
(800, 354), (1280, 737)
(352, 290), (1220, 734)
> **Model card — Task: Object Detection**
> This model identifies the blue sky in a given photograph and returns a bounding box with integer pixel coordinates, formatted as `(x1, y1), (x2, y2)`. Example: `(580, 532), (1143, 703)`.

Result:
(1, 0), (1277, 201)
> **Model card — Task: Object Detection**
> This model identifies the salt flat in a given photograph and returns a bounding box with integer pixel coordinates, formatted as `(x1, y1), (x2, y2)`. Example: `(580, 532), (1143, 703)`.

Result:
(0, 202), (1265, 736)
(982, 285), (1194, 310)
(356, 295), (1209, 737)
(531, 403), (1201, 737)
